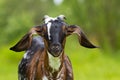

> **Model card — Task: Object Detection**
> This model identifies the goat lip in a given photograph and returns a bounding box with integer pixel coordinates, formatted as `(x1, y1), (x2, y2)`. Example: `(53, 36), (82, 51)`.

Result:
(48, 50), (62, 57)
(51, 52), (61, 57)
(52, 54), (60, 57)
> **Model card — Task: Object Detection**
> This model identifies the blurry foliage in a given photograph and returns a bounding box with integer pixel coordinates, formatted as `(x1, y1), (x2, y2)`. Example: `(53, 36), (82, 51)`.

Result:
(0, 0), (50, 45)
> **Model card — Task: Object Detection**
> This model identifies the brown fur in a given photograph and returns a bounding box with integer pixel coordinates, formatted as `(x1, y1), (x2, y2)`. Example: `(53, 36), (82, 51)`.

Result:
(25, 49), (73, 80)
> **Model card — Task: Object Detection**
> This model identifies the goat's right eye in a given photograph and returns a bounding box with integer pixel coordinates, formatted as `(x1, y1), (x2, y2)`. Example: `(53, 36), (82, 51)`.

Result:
(49, 36), (53, 41)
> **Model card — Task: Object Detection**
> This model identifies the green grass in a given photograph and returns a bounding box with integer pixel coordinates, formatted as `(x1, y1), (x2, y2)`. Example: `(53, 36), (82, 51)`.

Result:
(0, 36), (120, 80)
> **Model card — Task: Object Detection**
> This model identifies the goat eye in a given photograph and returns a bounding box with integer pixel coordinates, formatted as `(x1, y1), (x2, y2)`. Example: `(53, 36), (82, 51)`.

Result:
(48, 38), (52, 44)
(49, 36), (53, 41)
(64, 29), (67, 36)
(41, 32), (44, 36)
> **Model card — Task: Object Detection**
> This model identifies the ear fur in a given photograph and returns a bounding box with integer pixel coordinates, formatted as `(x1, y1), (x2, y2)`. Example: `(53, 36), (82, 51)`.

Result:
(67, 25), (98, 48)
(10, 26), (41, 52)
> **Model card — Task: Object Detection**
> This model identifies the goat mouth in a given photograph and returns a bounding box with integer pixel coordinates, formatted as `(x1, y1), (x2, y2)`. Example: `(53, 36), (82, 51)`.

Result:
(48, 49), (62, 57)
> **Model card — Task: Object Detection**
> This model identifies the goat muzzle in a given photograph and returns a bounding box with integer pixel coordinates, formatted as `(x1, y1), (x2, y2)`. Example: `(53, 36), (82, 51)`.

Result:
(48, 43), (63, 57)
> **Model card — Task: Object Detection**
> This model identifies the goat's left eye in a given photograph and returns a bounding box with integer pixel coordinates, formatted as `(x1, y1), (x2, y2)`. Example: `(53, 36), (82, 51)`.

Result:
(63, 30), (67, 36)
(49, 36), (53, 41)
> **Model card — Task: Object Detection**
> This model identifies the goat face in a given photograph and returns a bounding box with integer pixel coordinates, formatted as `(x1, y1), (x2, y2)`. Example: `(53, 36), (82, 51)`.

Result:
(40, 15), (67, 57)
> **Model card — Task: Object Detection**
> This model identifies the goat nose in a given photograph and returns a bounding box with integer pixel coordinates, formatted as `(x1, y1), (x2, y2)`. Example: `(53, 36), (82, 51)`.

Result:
(51, 44), (61, 50)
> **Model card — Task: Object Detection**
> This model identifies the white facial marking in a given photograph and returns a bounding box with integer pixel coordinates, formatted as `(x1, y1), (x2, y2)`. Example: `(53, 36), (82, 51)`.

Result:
(44, 15), (65, 23)
(42, 75), (48, 80)
(47, 51), (61, 73)
(44, 16), (57, 24)
(47, 22), (52, 40)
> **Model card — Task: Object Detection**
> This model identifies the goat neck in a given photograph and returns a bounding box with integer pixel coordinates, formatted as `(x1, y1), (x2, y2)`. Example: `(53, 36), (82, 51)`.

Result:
(42, 50), (65, 79)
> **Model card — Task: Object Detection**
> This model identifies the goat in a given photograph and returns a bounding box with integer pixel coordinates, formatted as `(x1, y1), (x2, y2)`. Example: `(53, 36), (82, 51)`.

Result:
(10, 15), (97, 80)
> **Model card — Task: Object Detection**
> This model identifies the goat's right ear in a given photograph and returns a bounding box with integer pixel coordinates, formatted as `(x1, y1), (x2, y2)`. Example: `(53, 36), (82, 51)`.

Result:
(10, 26), (42, 52)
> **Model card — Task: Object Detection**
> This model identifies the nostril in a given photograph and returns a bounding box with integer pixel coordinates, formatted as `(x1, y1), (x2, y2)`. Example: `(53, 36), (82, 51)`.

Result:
(56, 46), (59, 49)
(50, 44), (61, 50)
(51, 46), (55, 50)
(51, 45), (60, 50)
(55, 46), (61, 51)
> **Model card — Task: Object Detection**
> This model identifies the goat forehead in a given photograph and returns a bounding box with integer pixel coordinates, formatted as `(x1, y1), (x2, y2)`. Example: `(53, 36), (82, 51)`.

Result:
(45, 17), (63, 40)
(44, 17), (57, 24)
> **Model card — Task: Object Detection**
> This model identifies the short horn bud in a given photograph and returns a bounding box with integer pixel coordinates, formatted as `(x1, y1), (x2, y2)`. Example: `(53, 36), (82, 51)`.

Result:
(58, 15), (66, 20)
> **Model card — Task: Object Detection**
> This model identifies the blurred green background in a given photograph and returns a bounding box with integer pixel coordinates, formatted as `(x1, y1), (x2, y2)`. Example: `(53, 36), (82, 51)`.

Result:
(0, 0), (120, 80)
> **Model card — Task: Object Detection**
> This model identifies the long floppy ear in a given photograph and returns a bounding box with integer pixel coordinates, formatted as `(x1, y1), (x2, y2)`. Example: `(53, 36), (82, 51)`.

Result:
(67, 25), (97, 48)
(10, 26), (42, 52)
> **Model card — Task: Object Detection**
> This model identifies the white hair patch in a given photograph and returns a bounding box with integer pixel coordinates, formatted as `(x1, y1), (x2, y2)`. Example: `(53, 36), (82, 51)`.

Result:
(24, 51), (29, 59)
(47, 22), (52, 40)
(42, 75), (48, 80)
(44, 16), (57, 24)
(47, 51), (61, 73)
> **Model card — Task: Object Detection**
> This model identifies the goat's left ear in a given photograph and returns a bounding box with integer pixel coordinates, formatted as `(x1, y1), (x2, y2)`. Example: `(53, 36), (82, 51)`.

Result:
(66, 25), (98, 48)
(10, 26), (42, 52)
